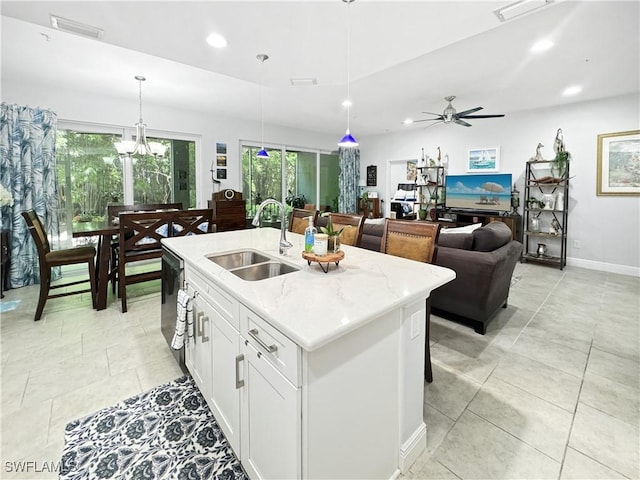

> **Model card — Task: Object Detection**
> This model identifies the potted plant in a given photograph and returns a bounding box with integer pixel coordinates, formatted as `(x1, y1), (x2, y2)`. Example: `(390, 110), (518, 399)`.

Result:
(320, 216), (344, 253)
(285, 190), (307, 209)
(551, 150), (570, 179)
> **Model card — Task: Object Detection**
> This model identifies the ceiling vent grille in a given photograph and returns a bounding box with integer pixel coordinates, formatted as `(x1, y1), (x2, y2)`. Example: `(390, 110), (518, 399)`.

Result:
(290, 78), (318, 87)
(494, 0), (554, 22)
(50, 14), (103, 39)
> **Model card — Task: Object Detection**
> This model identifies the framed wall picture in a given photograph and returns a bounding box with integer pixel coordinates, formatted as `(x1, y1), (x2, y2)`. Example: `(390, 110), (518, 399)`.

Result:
(216, 155), (227, 167)
(467, 147), (500, 172)
(597, 130), (640, 196)
(366, 165), (377, 186)
(216, 142), (227, 155)
(217, 168), (227, 180)
(406, 161), (417, 182)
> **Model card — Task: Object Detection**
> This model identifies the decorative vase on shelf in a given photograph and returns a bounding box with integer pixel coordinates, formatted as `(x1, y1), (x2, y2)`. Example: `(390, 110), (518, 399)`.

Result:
(556, 191), (564, 211)
(530, 216), (540, 233)
(537, 243), (547, 257)
(418, 209), (428, 220)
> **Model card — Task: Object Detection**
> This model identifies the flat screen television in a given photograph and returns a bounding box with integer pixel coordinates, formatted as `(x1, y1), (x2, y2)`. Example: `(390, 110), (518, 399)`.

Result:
(445, 173), (512, 213)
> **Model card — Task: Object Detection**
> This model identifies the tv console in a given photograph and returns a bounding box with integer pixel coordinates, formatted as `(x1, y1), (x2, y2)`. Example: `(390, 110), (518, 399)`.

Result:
(435, 209), (522, 243)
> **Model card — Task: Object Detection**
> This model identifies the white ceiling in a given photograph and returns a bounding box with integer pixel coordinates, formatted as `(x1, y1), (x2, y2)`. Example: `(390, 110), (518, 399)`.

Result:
(2, 1), (639, 137)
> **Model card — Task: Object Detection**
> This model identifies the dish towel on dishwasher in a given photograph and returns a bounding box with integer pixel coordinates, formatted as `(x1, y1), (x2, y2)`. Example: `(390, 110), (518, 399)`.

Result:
(171, 289), (193, 350)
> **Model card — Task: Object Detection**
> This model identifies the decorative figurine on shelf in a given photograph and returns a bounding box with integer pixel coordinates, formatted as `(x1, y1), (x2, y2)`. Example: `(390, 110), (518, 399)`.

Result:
(443, 154), (449, 171)
(437, 147), (442, 166)
(553, 128), (565, 154)
(418, 147), (426, 168)
(531, 142), (545, 162)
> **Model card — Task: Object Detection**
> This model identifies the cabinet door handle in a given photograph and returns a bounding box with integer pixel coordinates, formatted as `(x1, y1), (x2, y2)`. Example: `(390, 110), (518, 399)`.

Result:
(235, 354), (244, 389)
(248, 328), (278, 353)
(201, 316), (209, 343)
(196, 311), (204, 337)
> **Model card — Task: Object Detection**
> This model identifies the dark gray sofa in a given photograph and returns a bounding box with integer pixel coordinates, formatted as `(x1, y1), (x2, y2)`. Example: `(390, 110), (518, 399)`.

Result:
(357, 219), (523, 334)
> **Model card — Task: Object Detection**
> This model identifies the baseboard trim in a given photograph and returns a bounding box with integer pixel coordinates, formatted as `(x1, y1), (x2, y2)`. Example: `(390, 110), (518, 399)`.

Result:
(398, 421), (427, 474)
(567, 257), (640, 277)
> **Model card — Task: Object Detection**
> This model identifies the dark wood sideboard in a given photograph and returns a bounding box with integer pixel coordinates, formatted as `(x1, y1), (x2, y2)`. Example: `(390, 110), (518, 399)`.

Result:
(208, 189), (246, 232)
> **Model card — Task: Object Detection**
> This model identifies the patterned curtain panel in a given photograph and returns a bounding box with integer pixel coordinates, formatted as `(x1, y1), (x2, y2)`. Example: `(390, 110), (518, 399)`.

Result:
(338, 147), (360, 213)
(0, 103), (60, 288)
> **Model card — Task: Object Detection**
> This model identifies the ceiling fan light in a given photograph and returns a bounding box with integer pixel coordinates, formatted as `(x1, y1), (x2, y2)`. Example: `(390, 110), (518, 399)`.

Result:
(256, 148), (270, 159)
(338, 130), (359, 147)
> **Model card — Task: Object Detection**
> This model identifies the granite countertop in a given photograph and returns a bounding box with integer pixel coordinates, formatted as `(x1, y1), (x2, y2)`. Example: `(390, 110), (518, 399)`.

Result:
(162, 227), (455, 351)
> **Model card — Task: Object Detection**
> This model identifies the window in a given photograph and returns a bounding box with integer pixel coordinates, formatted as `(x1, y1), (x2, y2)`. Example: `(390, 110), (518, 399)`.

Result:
(55, 125), (197, 247)
(242, 143), (338, 222)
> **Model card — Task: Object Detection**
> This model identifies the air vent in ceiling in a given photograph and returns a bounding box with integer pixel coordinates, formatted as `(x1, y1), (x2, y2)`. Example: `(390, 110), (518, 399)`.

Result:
(50, 14), (103, 39)
(494, 0), (554, 22)
(290, 78), (318, 87)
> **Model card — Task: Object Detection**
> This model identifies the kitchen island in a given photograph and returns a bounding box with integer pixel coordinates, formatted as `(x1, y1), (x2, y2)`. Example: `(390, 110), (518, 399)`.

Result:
(162, 227), (455, 479)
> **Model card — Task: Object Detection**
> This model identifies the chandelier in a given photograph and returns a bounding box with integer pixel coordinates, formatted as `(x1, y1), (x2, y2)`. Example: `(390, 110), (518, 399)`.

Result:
(114, 75), (166, 159)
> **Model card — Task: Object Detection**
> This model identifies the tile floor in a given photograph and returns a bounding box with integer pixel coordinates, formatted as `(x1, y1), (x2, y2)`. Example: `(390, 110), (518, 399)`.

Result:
(0, 262), (638, 479)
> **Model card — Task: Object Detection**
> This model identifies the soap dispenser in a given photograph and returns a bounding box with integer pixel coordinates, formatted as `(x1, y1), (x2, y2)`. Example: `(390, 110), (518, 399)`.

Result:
(304, 216), (317, 253)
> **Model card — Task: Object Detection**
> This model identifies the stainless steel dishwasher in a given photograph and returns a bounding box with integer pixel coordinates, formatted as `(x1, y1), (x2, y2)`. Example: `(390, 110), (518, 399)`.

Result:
(161, 246), (187, 373)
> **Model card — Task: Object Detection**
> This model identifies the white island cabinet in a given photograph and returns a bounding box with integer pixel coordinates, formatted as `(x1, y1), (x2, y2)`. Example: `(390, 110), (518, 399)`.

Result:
(162, 228), (455, 479)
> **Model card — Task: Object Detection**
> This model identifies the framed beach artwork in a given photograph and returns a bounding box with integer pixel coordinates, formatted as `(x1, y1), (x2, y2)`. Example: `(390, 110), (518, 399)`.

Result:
(597, 130), (640, 196)
(406, 161), (417, 182)
(467, 147), (500, 172)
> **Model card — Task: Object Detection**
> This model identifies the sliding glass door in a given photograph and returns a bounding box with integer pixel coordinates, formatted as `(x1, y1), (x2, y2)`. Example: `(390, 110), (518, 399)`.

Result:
(55, 125), (196, 247)
(242, 143), (339, 223)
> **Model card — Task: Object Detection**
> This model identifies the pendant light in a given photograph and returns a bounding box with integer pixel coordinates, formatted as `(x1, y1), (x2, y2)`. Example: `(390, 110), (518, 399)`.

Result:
(114, 76), (166, 159)
(338, 0), (358, 147)
(256, 54), (270, 159)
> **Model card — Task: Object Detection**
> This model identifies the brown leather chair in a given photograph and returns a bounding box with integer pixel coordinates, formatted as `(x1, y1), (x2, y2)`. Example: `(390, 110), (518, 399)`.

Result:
(22, 209), (97, 321)
(382, 219), (441, 383)
(327, 213), (365, 247)
(288, 208), (318, 235)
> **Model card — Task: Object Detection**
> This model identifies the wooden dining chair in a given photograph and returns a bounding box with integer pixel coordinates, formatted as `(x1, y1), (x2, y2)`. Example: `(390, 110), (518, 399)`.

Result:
(117, 209), (214, 312)
(382, 219), (441, 383)
(327, 213), (365, 247)
(107, 203), (182, 294)
(172, 208), (215, 236)
(288, 208), (317, 235)
(117, 210), (171, 313)
(22, 209), (97, 321)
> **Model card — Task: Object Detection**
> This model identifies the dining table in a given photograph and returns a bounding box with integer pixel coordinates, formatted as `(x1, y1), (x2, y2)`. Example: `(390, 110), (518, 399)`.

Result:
(72, 220), (118, 310)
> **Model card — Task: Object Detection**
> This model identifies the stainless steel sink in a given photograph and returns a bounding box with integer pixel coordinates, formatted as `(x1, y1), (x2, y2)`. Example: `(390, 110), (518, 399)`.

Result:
(230, 261), (299, 281)
(207, 249), (300, 281)
(207, 250), (271, 269)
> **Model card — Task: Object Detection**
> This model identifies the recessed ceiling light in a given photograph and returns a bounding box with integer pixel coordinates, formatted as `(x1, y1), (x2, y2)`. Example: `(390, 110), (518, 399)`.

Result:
(206, 33), (227, 48)
(531, 39), (554, 53)
(403, 119), (414, 125)
(563, 85), (582, 96)
(342, 99), (352, 107)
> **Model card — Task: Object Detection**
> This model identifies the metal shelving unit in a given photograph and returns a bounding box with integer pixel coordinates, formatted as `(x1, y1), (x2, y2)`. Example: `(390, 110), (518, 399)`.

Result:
(522, 159), (570, 269)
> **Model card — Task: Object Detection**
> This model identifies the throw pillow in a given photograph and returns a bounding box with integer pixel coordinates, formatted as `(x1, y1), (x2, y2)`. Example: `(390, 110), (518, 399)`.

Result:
(440, 223), (482, 234)
(438, 232), (473, 250)
(472, 221), (512, 252)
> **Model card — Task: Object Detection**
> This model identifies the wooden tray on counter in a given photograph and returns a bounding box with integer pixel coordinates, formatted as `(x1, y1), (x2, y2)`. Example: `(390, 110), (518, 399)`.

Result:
(301, 250), (344, 273)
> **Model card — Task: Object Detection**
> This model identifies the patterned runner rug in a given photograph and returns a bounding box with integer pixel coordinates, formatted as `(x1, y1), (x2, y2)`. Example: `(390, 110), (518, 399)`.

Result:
(60, 376), (247, 479)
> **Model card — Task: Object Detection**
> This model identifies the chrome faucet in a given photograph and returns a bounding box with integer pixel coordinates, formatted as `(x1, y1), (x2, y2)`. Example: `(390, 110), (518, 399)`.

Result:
(252, 199), (293, 255)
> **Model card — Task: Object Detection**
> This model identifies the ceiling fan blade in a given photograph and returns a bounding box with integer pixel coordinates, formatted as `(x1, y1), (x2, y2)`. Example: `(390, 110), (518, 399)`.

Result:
(412, 118), (442, 123)
(460, 114), (505, 119)
(455, 106), (483, 117)
(421, 112), (445, 118)
(454, 118), (472, 127)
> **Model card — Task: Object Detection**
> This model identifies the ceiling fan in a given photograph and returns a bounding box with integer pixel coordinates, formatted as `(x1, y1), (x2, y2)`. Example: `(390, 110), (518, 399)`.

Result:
(414, 96), (505, 127)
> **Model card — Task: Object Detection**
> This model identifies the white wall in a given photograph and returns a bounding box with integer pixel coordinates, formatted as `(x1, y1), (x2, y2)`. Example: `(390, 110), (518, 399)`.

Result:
(1, 78), (337, 208)
(360, 93), (640, 275)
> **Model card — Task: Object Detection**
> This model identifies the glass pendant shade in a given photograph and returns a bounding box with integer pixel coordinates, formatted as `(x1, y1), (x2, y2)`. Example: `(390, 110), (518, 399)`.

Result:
(256, 148), (269, 159)
(114, 76), (166, 159)
(338, 130), (358, 147)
